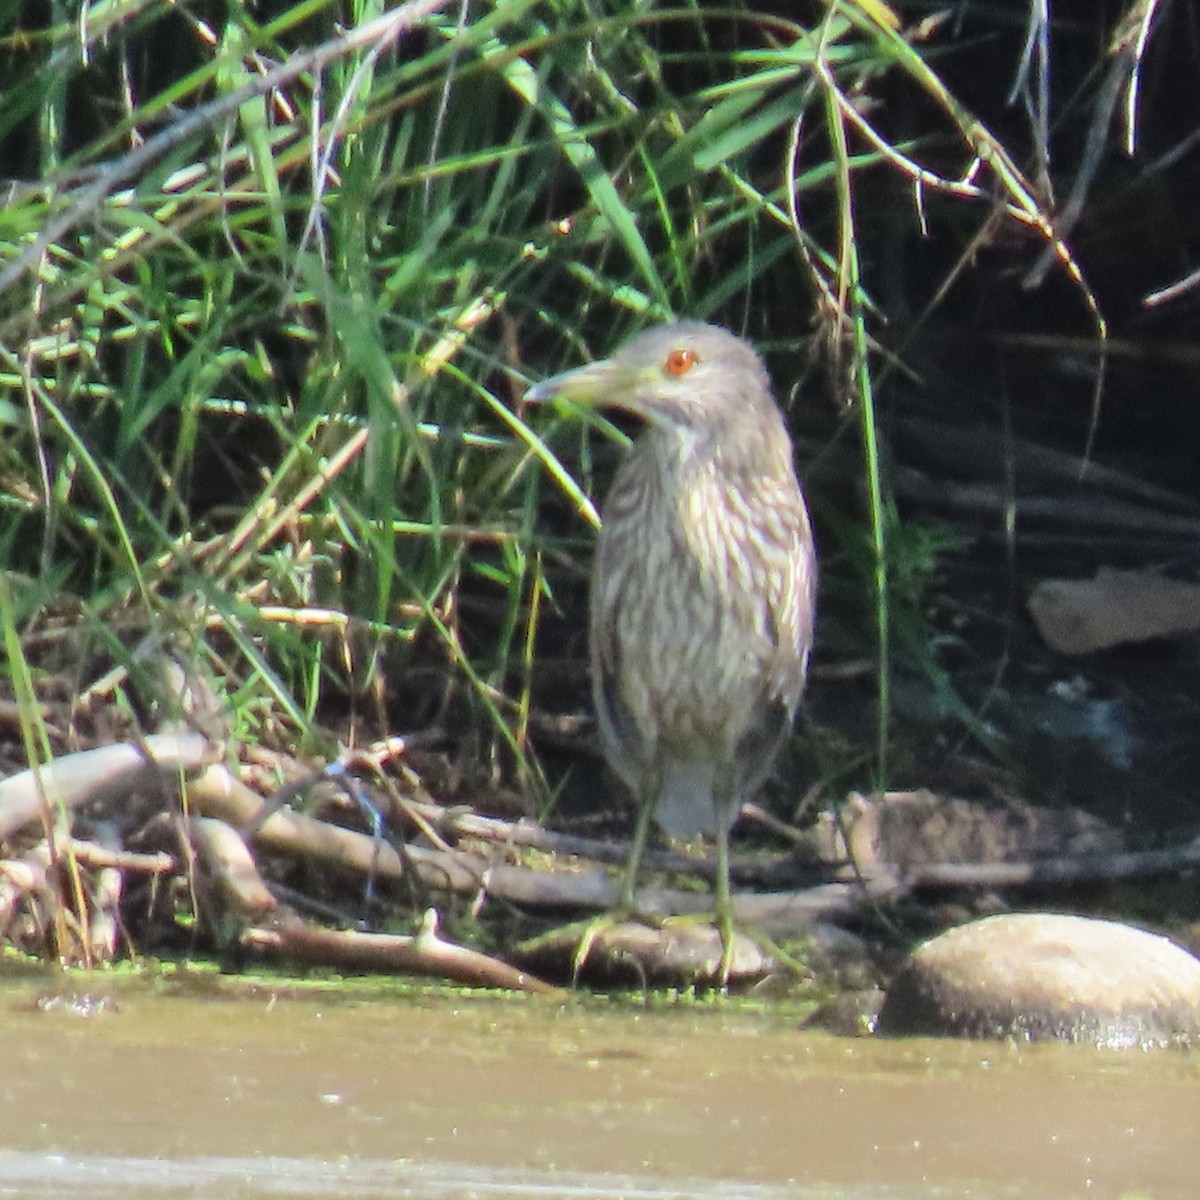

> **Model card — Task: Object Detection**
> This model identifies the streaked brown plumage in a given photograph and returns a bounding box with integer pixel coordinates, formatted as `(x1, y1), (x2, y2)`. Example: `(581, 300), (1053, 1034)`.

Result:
(528, 321), (816, 977)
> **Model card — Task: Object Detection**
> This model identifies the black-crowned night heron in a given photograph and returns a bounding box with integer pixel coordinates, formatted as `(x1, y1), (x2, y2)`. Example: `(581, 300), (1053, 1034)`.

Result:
(528, 321), (817, 981)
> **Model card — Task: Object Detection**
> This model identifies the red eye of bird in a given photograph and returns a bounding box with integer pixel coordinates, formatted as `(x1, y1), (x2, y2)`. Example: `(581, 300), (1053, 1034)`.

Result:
(664, 347), (697, 377)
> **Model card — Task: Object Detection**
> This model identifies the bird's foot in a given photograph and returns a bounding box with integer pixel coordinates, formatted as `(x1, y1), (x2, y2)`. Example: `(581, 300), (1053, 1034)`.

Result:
(656, 911), (742, 987)
(512, 907), (669, 985)
(515, 910), (787, 988)
(738, 924), (810, 981)
(660, 912), (805, 988)
(717, 907), (738, 987)
(570, 906), (665, 983)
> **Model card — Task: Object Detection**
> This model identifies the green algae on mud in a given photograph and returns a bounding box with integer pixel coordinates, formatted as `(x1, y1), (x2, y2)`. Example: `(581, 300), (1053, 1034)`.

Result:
(0, 956), (829, 1027)
(1, 972), (1198, 1200)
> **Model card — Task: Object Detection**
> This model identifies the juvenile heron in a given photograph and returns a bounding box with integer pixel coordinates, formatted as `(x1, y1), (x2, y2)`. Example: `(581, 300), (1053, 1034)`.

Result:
(528, 321), (816, 980)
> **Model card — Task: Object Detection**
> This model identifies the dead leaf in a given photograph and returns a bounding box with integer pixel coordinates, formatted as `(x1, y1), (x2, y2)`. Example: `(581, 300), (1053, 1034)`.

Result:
(1029, 568), (1200, 654)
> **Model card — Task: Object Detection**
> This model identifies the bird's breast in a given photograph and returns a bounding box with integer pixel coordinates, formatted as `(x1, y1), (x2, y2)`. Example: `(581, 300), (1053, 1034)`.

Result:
(593, 453), (808, 757)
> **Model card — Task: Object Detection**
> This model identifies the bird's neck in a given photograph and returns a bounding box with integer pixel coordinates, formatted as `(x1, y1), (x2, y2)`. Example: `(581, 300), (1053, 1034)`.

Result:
(643, 418), (792, 492)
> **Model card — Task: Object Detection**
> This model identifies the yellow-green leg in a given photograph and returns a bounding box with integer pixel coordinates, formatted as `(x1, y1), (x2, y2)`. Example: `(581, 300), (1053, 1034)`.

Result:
(618, 780), (658, 909)
(713, 819), (737, 985)
(711, 781), (807, 985)
(711, 765), (740, 986)
(663, 767), (739, 986)
(572, 765), (661, 980)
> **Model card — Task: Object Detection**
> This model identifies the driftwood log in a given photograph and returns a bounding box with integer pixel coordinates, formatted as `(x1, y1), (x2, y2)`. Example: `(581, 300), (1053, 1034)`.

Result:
(2, 734), (1199, 989)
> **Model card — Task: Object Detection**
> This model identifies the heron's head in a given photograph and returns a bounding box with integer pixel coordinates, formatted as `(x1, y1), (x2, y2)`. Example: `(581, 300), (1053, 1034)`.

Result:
(526, 321), (780, 446)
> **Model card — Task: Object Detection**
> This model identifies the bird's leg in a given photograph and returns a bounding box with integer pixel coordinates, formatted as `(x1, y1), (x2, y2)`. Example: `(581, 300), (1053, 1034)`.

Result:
(712, 768), (738, 987)
(618, 769), (659, 910)
(652, 765), (741, 985)
(572, 762), (662, 980)
(713, 819), (737, 986)
(711, 772), (807, 985)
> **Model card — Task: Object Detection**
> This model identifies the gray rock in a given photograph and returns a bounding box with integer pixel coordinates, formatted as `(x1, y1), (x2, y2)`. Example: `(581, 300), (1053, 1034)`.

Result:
(876, 912), (1200, 1048)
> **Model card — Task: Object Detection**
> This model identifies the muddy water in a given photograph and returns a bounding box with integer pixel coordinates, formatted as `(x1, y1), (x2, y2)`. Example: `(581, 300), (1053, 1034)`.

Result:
(0, 975), (1196, 1199)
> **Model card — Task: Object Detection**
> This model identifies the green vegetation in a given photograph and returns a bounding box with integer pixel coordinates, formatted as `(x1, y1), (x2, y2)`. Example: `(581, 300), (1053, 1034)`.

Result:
(3, 0), (1190, 970)
(1, 0), (1092, 773)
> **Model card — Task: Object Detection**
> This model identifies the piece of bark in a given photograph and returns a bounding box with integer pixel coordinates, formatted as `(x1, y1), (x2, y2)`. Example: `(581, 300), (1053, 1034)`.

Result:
(818, 790), (1122, 872)
(187, 816), (279, 920)
(0, 851), (50, 938)
(896, 413), (1200, 513)
(408, 799), (828, 888)
(85, 822), (124, 963)
(189, 763), (413, 875)
(243, 909), (561, 995)
(430, 806), (725, 880)
(0, 733), (214, 842)
(188, 765), (886, 935)
(901, 837), (1200, 889)
(66, 840), (174, 875)
(1029, 567), (1200, 654)
(514, 919), (774, 988)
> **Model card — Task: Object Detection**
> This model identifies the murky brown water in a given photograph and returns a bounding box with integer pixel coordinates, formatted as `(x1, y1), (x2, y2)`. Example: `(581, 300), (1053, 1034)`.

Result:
(0, 973), (1196, 1199)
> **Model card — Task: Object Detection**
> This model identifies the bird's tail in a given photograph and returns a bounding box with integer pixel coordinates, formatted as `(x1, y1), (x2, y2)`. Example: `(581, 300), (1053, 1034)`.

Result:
(654, 756), (737, 840)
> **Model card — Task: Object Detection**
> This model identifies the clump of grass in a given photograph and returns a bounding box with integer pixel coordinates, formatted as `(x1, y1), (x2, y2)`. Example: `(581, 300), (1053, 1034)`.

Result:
(0, 0), (1127, 797)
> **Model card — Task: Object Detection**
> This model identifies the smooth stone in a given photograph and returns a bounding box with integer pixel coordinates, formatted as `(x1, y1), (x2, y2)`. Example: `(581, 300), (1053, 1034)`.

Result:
(876, 912), (1200, 1048)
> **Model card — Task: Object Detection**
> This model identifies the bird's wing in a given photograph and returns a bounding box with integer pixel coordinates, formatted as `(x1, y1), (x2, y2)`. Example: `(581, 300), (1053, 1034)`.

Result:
(761, 482), (817, 705)
(719, 481), (814, 801)
(589, 568), (647, 793)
